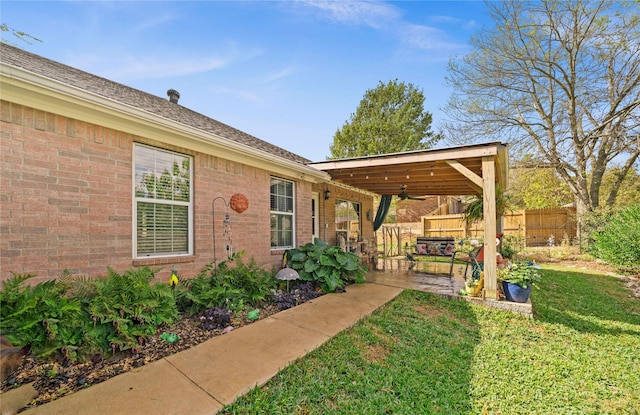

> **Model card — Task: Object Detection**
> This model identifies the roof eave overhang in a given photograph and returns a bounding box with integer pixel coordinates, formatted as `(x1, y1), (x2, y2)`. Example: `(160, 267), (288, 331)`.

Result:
(0, 63), (329, 183)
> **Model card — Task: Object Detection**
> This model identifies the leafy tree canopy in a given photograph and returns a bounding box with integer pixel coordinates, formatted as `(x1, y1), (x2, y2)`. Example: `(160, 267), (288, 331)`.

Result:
(329, 79), (440, 159)
(444, 0), (640, 218)
(509, 157), (638, 210)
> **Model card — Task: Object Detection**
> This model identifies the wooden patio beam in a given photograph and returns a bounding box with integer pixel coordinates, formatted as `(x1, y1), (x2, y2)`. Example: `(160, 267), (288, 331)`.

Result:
(445, 159), (483, 194)
(482, 156), (498, 300)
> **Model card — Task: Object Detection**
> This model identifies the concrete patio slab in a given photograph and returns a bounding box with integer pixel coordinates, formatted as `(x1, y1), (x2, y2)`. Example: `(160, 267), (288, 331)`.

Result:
(369, 258), (533, 316)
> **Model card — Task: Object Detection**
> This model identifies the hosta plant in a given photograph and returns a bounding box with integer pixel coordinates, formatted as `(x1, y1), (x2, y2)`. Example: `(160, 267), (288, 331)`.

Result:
(284, 238), (367, 293)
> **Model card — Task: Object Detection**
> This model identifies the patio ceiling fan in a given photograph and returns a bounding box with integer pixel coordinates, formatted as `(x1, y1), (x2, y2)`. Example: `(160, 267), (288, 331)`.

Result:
(398, 184), (425, 201)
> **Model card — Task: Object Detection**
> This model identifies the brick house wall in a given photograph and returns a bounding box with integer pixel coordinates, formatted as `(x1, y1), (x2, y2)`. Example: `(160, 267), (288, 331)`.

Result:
(0, 101), (323, 284)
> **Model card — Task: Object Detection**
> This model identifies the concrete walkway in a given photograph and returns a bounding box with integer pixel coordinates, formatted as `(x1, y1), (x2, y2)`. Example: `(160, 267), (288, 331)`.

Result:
(17, 283), (402, 415)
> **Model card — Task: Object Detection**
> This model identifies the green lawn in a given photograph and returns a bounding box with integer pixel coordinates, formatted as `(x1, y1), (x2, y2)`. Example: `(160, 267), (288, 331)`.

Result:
(221, 266), (640, 415)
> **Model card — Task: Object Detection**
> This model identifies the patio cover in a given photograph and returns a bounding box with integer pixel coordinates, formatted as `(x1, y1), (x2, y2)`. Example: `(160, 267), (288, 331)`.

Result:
(308, 142), (509, 300)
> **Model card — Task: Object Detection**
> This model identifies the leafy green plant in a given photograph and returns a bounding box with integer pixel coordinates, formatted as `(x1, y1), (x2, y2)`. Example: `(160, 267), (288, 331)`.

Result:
(86, 266), (178, 354)
(499, 234), (523, 259)
(498, 261), (541, 289)
(591, 204), (640, 272)
(176, 252), (277, 315)
(285, 238), (367, 293)
(215, 252), (277, 305)
(175, 268), (243, 316)
(580, 205), (619, 250)
(462, 185), (510, 226)
(0, 273), (87, 360)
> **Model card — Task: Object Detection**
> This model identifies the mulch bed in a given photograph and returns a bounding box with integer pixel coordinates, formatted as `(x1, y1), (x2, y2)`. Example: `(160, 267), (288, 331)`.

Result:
(1, 304), (284, 409)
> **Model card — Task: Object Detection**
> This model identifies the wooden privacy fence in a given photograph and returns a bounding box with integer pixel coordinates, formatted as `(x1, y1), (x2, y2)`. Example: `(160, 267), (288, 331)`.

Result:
(421, 207), (577, 247)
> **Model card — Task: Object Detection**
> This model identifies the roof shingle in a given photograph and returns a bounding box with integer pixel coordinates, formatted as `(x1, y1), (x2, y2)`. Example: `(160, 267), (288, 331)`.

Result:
(0, 43), (311, 164)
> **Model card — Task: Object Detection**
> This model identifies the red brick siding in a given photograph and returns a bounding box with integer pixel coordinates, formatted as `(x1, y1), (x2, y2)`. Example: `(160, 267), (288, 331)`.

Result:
(0, 101), (313, 284)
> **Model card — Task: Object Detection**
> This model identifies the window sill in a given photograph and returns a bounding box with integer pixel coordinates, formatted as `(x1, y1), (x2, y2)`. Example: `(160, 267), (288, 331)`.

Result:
(133, 255), (195, 267)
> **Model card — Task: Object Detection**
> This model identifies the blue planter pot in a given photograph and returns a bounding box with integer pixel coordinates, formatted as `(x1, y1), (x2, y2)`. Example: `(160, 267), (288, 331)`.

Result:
(502, 281), (532, 303)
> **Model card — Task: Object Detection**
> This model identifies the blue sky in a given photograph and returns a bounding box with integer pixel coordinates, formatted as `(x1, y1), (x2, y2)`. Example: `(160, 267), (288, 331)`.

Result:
(2, 1), (492, 161)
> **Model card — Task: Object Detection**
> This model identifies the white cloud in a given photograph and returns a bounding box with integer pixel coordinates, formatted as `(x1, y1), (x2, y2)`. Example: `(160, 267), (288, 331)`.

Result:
(399, 24), (467, 52)
(68, 53), (231, 81)
(297, 1), (470, 55)
(262, 65), (297, 84)
(428, 14), (478, 31)
(298, 0), (401, 28)
(68, 38), (265, 82)
(211, 86), (261, 103)
(129, 12), (180, 34)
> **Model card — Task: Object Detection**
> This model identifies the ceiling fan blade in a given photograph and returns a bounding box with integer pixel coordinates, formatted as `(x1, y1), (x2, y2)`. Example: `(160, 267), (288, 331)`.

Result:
(408, 196), (426, 201)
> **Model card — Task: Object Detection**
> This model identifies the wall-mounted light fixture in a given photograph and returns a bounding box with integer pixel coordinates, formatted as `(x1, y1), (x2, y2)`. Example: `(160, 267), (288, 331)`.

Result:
(324, 189), (332, 200)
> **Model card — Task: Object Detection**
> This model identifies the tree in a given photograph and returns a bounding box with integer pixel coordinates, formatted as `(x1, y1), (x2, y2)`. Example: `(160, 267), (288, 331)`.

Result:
(1, 23), (41, 45)
(444, 0), (640, 219)
(599, 166), (640, 208)
(329, 79), (440, 159)
(508, 159), (573, 209)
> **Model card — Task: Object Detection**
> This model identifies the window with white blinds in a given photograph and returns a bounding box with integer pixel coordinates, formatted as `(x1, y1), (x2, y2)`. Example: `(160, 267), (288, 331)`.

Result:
(270, 177), (294, 249)
(133, 144), (193, 257)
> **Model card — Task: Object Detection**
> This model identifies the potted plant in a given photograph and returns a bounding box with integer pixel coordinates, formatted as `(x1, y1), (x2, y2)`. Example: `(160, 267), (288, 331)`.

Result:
(464, 271), (484, 297)
(462, 185), (510, 226)
(498, 261), (541, 303)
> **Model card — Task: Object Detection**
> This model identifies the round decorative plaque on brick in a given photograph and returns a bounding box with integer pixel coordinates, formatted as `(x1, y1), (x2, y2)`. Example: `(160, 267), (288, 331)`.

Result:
(230, 193), (249, 213)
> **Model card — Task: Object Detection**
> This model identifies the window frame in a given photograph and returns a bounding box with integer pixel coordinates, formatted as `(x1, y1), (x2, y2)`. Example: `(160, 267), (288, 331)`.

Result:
(132, 143), (194, 259)
(270, 176), (295, 250)
(335, 199), (361, 252)
(311, 192), (320, 242)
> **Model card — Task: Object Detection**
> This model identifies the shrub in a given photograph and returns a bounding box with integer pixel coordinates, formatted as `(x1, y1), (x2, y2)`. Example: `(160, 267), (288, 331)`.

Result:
(0, 273), (87, 360)
(176, 252), (277, 315)
(0, 267), (178, 360)
(581, 205), (619, 250)
(215, 252), (278, 305)
(85, 266), (179, 354)
(284, 239), (367, 293)
(175, 267), (243, 316)
(591, 204), (640, 272)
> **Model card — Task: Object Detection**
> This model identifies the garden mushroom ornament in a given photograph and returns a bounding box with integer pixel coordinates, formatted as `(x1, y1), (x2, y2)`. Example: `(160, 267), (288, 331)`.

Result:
(276, 267), (300, 292)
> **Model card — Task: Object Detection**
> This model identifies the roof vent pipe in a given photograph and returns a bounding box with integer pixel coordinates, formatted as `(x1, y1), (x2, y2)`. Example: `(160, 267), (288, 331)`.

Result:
(167, 89), (180, 104)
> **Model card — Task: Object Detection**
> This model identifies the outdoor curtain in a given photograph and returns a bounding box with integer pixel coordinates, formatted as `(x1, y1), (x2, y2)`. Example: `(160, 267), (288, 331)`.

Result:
(373, 194), (393, 232)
